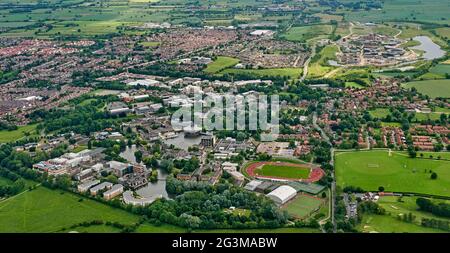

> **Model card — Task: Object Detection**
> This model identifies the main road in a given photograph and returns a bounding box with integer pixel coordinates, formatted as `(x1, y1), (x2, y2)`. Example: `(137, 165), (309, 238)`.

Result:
(313, 112), (336, 233)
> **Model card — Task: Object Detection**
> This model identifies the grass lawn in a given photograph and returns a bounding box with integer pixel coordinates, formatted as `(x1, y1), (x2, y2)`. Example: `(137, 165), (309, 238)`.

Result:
(401, 79), (450, 98)
(73, 145), (88, 153)
(194, 227), (320, 233)
(255, 164), (311, 179)
(0, 186), (139, 232)
(0, 124), (38, 143)
(204, 56), (240, 74)
(345, 82), (365, 89)
(369, 108), (390, 119)
(377, 196), (450, 230)
(358, 214), (443, 233)
(282, 194), (324, 219)
(335, 150), (450, 196)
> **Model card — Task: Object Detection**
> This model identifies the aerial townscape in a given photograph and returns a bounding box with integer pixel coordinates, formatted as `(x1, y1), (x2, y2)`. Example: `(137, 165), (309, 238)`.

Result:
(0, 0), (449, 236)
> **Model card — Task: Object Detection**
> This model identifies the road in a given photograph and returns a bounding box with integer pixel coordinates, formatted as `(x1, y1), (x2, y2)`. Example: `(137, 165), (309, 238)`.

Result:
(300, 44), (316, 82)
(313, 112), (336, 232)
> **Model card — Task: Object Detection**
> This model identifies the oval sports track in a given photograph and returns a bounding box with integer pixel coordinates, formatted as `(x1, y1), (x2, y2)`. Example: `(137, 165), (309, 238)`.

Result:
(245, 161), (325, 183)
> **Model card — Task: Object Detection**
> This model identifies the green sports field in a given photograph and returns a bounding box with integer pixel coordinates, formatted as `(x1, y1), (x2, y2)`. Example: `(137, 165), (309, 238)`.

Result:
(255, 164), (311, 179)
(335, 150), (450, 197)
(282, 194), (324, 219)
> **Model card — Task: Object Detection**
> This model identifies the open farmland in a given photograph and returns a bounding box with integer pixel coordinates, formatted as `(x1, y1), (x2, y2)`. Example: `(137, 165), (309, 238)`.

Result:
(402, 80), (450, 98)
(335, 150), (450, 197)
(281, 25), (333, 43)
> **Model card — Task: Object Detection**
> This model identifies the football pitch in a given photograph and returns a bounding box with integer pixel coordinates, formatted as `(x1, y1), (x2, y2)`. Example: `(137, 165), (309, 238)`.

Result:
(255, 164), (311, 179)
(335, 150), (450, 196)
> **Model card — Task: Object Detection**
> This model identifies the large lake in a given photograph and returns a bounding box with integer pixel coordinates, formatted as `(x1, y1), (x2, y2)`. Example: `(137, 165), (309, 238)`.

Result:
(411, 36), (446, 60)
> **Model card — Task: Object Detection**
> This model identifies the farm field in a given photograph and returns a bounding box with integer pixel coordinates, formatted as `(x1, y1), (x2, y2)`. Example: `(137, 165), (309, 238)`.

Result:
(282, 194), (324, 219)
(204, 56), (240, 74)
(0, 124), (38, 143)
(344, 0), (450, 25)
(401, 79), (450, 98)
(335, 150), (450, 197)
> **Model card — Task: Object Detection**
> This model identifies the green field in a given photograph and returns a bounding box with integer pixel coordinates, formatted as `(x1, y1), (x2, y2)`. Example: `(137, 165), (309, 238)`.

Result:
(0, 124), (38, 143)
(358, 214), (443, 233)
(376, 196), (450, 232)
(344, 0), (450, 25)
(282, 194), (324, 219)
(204, 56), (240, 74)
(335, 150), (450, 196)
(281, 25), (333, 43)
(0, 186), (139, 232)
(344, 82), (365, 89)
(255, 164), (311, 179)
(402, 79), (450, 98)
(368, 108), (390, 119)
(220, 67), (302, 79)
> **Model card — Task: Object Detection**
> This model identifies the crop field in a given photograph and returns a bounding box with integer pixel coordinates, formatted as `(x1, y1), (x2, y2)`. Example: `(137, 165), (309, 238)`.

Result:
(428, 64), (450, 77)
(204, 56), (240, 74)
(0, 124), (38, 143)
(335, 150), (450, 197)
(402, 79), (450, 98)
(220, 67), (302, 79)
(282, 194), (325, 219)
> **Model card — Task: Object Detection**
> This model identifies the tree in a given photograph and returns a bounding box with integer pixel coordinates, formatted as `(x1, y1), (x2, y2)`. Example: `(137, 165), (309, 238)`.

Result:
(431, 172), (438, 180)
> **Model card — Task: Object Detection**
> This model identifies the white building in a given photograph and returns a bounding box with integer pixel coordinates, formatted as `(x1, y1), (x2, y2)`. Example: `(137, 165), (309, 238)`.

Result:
(266, 185), (297, 205)
(122, 191), (157, 207)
